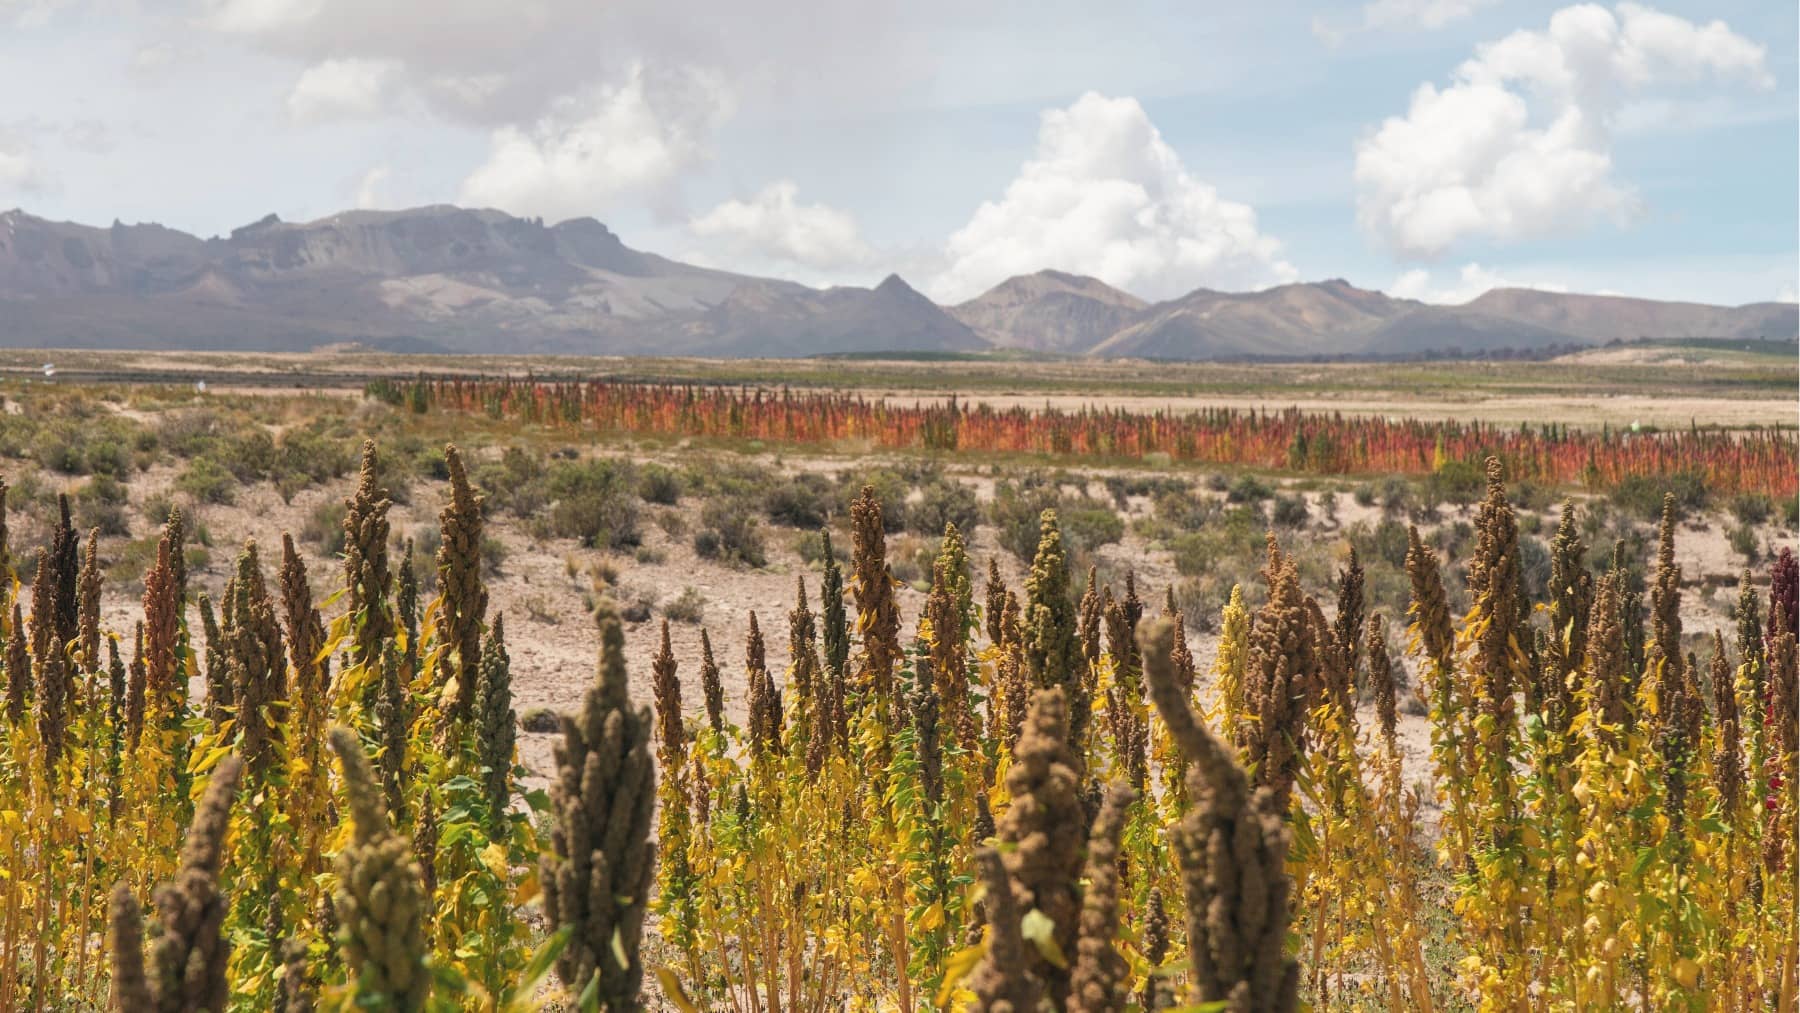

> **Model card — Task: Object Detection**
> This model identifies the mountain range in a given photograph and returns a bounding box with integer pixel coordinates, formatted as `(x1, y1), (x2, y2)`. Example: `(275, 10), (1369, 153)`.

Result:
(1, 205), (1792, 359)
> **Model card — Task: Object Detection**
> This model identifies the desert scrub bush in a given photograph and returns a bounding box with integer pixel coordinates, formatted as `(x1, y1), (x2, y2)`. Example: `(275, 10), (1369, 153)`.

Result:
(1426, 457), (1485, 506)
(1226, 473), (1273, 503)
(1731, 492), (1773, 526)
(1060, 502), (1124, 553)
(791, 528), (845, 567)
(547, 457), (640, 548)
(664, 586), (706, 624)
(472, 446), (548, 518)
(177, 456), (236, 505)
(836, 468), (911, 531)
(1101, 472), (1188, 508)
(1611, 470), (1707, 520)
(639, 463), (683, 505)
(302, 500), (348, 556)
(1729, 522), (1759, 563)
(1169, 504), (1265, 579)
(75, 477), (131, 537)
(1150, 487), (1219, 534)
(155, 407), (231, 458)
(1271, 493), (1309, 528)
(990, 476), (1122, 560)
(272, 425), (355, 498)
(764, 472), (834, 528)
(693, 501), (766, 567)
(223, 429), (278, 483)
(909, 474), (980, 536)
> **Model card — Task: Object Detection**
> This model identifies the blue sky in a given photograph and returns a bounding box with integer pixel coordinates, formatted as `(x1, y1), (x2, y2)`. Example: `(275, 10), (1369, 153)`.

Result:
(1, 0), (1793, 305)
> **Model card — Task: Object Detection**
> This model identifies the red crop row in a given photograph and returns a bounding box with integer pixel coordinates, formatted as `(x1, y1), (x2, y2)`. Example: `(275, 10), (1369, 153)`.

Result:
(386, 377), (1799, 499)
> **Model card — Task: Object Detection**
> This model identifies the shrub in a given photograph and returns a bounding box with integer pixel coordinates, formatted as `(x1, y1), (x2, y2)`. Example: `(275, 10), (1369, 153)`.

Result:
(79, 499), (130, 537)
(482, 536), (508, 577)
(1729, 523), (1759, 564)
(837, 470), (911, 532)
(520, 708), (561, 733)
(548, 458), (640, 549)
(792, 529), (845, 567)
(1611, 472), (1706, 521)
(303, 501), (348, 556)
(36, 425), (87, 474)
(226, 430), (277, 483)
(665, 587), (706, 624)
(1379, 476), (1412, 515)
(1353, 484), (1377, 508)
(1151, 490), (1217, 534)
(156, 409), (228, 459)
(694, 501), (766, 568)
(1169, 505), (1265, 579)
(178, 457), (236, 505)
(639, 465), (683, 505)
(766, 474), (834, 528)
(84, 434), (132, 478)
(273, 427), (354, 500)
(655, 509), (688, 540)
(473, 447), (549, 518)
(1226, 474), (1273, 503)
(1271, 494), (1309, 528)
(989, 479), (1060, 560)
(1060, 506), (1125, 553)
(1428, 459), (1485, 505)
(1730, 493), (1773, 526)
(910, 477), (980, 537)
(1352, 519), (1412, 571)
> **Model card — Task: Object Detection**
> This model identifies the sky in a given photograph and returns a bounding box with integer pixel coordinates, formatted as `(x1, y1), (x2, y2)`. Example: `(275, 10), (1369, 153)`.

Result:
(0, 0), (1794, 306)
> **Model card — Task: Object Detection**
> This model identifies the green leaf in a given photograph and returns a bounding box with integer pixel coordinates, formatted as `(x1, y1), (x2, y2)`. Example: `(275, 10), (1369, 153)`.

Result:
(503, 926), (568, 1004)
(610, 926), (630, 971)
(578, 971), (601, 1013)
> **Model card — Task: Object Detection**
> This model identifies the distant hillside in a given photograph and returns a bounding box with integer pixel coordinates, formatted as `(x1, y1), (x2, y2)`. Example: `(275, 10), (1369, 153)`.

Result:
(949, 270), (1146, 353)
(0, 205), (1790, 358)
(0, 206), (979, 356)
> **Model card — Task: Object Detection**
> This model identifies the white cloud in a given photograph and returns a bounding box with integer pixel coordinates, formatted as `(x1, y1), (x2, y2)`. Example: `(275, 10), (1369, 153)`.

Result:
(1389, 262), (1568, 304)
(130, 42), (179, 79)
(690, 181), (870, 270)
(931, 92), (1295, 303)
(287, 57), (399, 123)
(3, 0), (72, 28)
(459, 63), (730, 222)
(1778, 281), (1797, 304)
(353, 165), (390, 209)
(203, 0), (323, 37)
(1355, 3), (1773, 258)
(0, 131), (43, 192)
(1314, 0), (1497, 45)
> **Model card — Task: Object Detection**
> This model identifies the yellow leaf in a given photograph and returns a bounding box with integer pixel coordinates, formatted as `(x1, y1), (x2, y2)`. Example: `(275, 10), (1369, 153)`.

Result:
(480, 842), (510, 879)
(936, 941), (986, 1008)
(187, 742), (233, 777)
(512, 868), (541, 906)
(917, 900), (944, 931)
(654, 968), (700, 1013)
